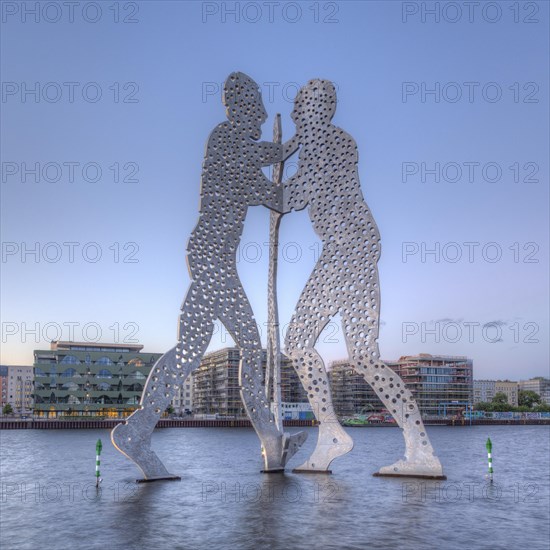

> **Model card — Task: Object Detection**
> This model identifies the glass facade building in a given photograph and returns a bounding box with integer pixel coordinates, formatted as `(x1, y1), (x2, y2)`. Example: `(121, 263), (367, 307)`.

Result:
(389, 354), (473, 417)
(328, 360), (384, 417)
(33, 341), (162, 418)
(192, 347), (307, 417)
(328, 354), (473, 418)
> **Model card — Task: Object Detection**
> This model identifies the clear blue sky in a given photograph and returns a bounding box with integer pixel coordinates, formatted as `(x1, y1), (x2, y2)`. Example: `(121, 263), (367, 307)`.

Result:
(1, 1), (548, 380)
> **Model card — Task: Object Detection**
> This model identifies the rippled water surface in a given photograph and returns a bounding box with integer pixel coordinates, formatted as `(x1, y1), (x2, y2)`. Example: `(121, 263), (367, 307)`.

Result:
(1, 425), (549, 549)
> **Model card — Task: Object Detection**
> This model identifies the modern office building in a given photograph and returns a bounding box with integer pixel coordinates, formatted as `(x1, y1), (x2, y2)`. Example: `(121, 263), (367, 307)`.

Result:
(0, 366), (8, 409)
(0, 365), (34, 414)
(172, 375), (194, 414)
(192, 347), (307, 417)
(494, 380), (518, 407)
(328, 360), (384, 417)
(388, 354), (473, 417)
(33, 341), (162, 418)
(473, 379), (496, 404)
(192, 348), (243, 417)
(518, 377), (550, 405)
(328, 355), (473, 418)
(280, 353), (309, 404)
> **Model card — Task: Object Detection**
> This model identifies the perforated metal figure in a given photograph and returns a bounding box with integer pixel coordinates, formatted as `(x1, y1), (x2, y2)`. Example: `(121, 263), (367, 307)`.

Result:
(112, 72), (305, 479)
(283, 79), (444, 477)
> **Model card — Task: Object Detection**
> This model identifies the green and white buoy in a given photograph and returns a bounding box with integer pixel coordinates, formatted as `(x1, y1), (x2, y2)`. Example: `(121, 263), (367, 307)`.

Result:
(485, 437), (493, 483)
(96, 439), (102, 488)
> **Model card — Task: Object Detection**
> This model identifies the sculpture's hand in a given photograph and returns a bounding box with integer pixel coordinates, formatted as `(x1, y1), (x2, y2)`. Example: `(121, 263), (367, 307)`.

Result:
(282, 135), (299, 162)
(281, 181), (291, 214)
(271, 181), (284, 214)
(282, 172), (308, 213)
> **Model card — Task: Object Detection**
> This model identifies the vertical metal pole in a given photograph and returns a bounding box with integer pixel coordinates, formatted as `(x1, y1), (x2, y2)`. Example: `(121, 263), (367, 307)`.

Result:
(96, 438), (102, 488)
(486, 437), (493, 482)
(266, 114), (284, 433)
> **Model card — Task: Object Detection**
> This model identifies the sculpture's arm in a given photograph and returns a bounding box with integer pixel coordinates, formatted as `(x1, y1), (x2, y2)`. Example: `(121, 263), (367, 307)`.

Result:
(244, 140), (284, 212)
(263, 182), (284, 213)
(246, 168), (284, 213)
(282, 169), (308, 213)
(251, 136), (301, 213)
(257, 141), (283, 166)
(282, 135), (299, 161)
(257, 135), (300, 164)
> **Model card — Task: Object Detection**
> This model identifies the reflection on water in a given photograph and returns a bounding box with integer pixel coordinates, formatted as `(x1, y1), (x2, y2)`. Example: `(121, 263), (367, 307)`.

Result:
(1, 426), (549, 549)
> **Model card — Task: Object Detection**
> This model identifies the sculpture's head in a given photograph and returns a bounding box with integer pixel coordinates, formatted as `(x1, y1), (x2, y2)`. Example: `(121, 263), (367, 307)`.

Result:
(291, 79), (337, 129)
(223, 72), (267, 140)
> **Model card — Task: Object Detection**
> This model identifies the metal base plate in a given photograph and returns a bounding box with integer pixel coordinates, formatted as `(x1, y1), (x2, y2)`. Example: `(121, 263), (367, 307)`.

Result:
(373, 472), (447, 480)
(292, 469), (333, 474)
(136, 475), (182, 483)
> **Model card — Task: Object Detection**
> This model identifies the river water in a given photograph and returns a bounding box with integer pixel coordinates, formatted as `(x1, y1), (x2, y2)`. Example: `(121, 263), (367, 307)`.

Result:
(1, 425), (549, 550)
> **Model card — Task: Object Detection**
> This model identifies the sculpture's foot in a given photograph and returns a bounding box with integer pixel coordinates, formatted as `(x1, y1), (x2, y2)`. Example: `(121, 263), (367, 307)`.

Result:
(281, 431), (308, 467)
(261, 430), (309, 472)
(260, 433), (285, 472)
(292, 427), (353, 473)
(375, 454), (446, 479)
(111, 421), (176, 480)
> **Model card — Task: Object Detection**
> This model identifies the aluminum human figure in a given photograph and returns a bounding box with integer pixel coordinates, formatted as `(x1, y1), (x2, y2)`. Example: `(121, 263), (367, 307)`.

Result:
(112, 72), (306, 479)
(283, 79), (444, 477)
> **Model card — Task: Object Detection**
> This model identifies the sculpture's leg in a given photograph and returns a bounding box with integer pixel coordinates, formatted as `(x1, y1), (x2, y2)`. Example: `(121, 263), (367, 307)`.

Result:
(217, 277), (306, 471)
(111, 347), (182, 480)
(342, 311), (445, 479)
(284, 262), (354, 473)
(288, 346), (353, 473)
(240, 345), (284, 471)
(356, 358), (445, 478)
(111, 283), (214, 480)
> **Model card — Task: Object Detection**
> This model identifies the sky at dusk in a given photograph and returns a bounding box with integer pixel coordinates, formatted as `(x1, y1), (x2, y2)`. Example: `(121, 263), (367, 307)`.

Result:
(1, 0), (548, 380)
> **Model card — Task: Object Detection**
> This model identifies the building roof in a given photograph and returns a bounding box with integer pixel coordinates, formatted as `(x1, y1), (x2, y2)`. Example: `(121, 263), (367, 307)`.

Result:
(49, 341), (144, 352)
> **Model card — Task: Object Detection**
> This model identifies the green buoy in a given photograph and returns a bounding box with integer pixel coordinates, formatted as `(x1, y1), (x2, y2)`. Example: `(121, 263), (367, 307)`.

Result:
(96, 439), (103, 488)
(485, 437), (493, 483)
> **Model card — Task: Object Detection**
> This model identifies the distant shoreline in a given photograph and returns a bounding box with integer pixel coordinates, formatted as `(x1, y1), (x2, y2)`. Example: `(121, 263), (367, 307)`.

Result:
(1, 418), (549, 430)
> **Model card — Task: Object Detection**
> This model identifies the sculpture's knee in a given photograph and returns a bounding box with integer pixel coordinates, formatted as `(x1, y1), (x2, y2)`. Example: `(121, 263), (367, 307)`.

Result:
(285, 316), (304, 353)
(238, 347), (262, 385)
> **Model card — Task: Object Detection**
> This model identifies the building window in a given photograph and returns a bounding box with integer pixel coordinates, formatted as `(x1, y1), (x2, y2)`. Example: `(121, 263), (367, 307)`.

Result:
(97, 369), (113, 379)
(97, 395), (112, 404)
(96, 357), (114, 366)
(61, 368), (78, 378)
(60, 355), (80, 365)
